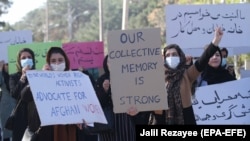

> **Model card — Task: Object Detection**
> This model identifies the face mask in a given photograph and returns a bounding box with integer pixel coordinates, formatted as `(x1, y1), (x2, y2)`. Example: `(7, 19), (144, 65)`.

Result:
(21, 58), (33, 68)
(221, 58), (227, 67)
(165, 56), (180, 69)
(50, 63), (66, 71)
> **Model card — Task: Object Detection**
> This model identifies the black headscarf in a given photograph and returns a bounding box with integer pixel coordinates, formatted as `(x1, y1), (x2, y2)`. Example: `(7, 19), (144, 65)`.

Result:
(201, 47), (236, 85)
(96, 55), (112, 108)
(102, 55), (110, 79)
(96, 55), (110, 85)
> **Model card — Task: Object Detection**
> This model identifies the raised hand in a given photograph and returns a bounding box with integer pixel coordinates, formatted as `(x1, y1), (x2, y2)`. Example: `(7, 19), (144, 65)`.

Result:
(212, 27), (223, 46)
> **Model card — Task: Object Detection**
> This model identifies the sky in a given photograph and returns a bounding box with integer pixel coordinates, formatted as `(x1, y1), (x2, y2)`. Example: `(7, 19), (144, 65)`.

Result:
(1, 0), (46, 25)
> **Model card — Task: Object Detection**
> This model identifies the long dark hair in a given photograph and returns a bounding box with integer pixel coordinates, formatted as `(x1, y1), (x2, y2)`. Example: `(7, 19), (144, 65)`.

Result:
(103, 55), (109, 77)
(46, 47), (70, 71)
(163, 44), (186, 70)
(163, 44), (186, 124)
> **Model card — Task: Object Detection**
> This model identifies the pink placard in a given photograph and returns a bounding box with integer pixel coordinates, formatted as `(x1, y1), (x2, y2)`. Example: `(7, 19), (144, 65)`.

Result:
(63, 41), (104, 69)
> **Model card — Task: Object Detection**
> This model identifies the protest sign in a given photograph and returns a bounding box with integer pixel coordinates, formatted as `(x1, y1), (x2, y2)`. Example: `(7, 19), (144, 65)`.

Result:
(0, 30), (32, 62)
(107, 28), (168, 113)
(26, 70), (106, 126)
(8, 41), (61, 74)
(166, 4), (250, 56)
(63, 41), (104, 69)
(193, 78), (250, 124)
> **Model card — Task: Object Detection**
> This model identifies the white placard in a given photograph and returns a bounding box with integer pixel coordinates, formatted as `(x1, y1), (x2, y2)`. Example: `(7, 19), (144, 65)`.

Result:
(240, 70), (250, 79)
(0, 30), (32, 62)
(192, 78), (250, 124)
(166, 4), (250, 56)
(26, 70), (106, 126)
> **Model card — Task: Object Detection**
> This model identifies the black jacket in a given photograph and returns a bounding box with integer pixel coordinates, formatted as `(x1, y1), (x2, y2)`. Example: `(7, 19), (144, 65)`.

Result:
(9, 72), (28, 141)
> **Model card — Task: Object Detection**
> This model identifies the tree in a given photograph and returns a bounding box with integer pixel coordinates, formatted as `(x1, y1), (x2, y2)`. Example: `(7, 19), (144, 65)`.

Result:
(0, 0), (13, 27)
(75, 0), (122, 43)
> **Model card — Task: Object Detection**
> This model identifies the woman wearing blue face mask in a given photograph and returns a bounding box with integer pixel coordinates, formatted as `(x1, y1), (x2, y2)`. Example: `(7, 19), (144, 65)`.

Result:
(153, 27), (224, 125)
(9, 48), (36, 141)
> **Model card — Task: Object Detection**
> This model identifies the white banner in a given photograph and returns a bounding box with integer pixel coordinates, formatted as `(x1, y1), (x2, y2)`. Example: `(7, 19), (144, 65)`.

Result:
(0, 30), (32, 62)
(166, 4), (250, 56)
(192, 78), (250, 124)
(26, 70), (106, 126)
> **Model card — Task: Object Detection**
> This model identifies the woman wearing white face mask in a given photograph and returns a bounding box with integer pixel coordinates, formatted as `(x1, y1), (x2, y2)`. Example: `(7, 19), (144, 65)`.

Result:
(19, 47), (76, 141)
(42, 47), (70, 71)
(42, 47), (84, 141)
(152, 27), (224, 125)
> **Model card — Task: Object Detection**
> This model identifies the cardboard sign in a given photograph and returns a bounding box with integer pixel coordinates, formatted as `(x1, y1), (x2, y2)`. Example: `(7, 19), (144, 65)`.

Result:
(107, 28), (168, 113)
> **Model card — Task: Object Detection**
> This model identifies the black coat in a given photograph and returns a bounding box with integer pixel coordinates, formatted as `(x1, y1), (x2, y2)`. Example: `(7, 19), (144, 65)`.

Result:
(21, 85), (54, 141)
(9, 72), (54, 141)
(201, 65), (236, 85)
(9, 72), (28, 141)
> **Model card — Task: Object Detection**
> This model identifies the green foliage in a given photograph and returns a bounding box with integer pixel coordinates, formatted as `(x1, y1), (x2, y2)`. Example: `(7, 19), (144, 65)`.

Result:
(0, 0), (12, 28)
(74, 14), (99, 42)
(0, 0), (12, 15)
(103, 0), (122, 31)
(1, 0), (250, 68)
(14, 8), (46, 42)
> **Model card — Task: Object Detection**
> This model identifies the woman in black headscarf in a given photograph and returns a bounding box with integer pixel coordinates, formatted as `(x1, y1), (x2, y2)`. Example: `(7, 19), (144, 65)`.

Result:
(198, 46), (236, 86)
